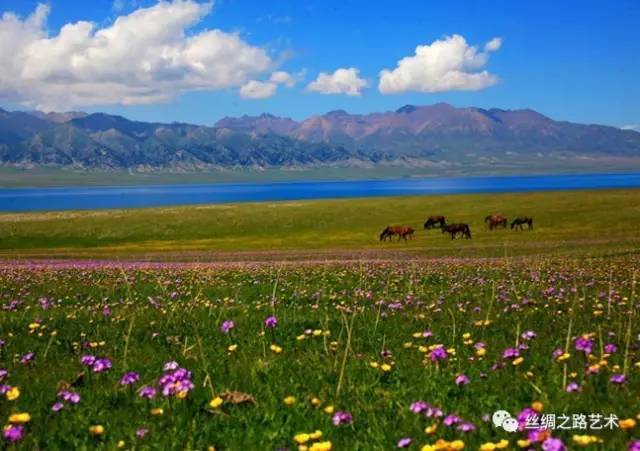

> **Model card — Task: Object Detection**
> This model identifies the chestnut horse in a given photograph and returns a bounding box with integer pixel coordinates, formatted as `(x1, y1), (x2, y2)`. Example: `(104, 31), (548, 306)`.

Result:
(380, 226), (415, 242)
(511, 217), (533, 230)
(424, 215), (446, 229)
(485, 215), (508, 230)
(442, 223), (472, 239)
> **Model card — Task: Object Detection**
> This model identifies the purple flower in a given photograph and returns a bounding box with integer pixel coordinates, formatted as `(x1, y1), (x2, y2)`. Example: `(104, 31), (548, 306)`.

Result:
(138, 385), (157, 399)
(397, 437), (412, 448)
(565, 381), (581, 392)
(455, 374), (470, 386)
(120, 371), (140, 386)
(332, 411), (353, 426)
(610, 373), (626, 384)
(629, 440), (640, 451)
(521, 330), (537, 340)
(443, 414), (460, 426)
(3, 425), (24, 443)
(136, 427), (148, 439)
(0, 369), (7, 381)
(429, 346), (448, 362)
(220, 320), (235, 334)
(80, 355), (96, 366)
(92, 358), (112, 373)
(20, 351), (35, 364)
(542, 437), (567, 451)
(457, 422), (476, 432)
(51, 402), (64, 412)
(574, 336), (593, 355)
(552, 348), (564, 359)
(409, 400), (428, 414)
(502, 347), (520, 359)
(163, 361), (179, 371)
(264, 315), (278, 328)
(604, 343), (618, 354)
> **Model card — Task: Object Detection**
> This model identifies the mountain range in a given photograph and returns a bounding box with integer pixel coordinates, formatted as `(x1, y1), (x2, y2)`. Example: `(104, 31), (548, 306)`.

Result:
(1, 103), (639, 171)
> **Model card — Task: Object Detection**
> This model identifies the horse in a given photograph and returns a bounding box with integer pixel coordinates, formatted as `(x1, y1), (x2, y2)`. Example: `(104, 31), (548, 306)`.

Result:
(511, 216), (533, 231)
(380, 226), (415, 242)
(484, 215), (508, 230)
(424, 215), (446, 229)
(442, 223), (471, 240)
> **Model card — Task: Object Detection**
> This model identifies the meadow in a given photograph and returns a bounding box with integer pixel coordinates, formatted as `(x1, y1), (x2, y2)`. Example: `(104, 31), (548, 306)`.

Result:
(0, 259), (639, 449)
(1, 189), (640, 259)
(1, 189), (640, 450)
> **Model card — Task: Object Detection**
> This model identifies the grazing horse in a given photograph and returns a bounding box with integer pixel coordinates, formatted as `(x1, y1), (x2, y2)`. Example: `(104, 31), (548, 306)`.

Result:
(485, 215), (508, 230)
(511, 216), (533, 231)
(424, 215), (446, 229)
(442, 223), (472, 240)
(380, 226), (415, 242)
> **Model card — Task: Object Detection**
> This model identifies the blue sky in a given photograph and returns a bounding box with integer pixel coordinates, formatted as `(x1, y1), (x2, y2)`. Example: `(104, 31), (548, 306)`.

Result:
(0, 0), (638, 128)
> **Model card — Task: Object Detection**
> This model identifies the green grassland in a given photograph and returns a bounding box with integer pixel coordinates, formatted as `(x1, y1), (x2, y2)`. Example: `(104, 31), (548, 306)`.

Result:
(1, 188), (640, 259)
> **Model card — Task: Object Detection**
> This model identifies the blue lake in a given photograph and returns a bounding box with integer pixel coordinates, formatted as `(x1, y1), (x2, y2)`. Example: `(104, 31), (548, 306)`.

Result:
(1, 172), (640, 212)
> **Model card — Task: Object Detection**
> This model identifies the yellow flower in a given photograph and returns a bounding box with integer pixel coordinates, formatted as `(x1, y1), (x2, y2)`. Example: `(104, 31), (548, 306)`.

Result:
(309, 441), (332, 451)
(421, 446), (436, 451)
(495, 440), (509, 449)
(5, 387), (20, 401)
(620, 418), (637, 430)
(449, 439), (464, 450)
(311, 397), (321, 407)
(294, 433), (310, 444)
(512, 356), (524, 366)
(403, 342), (413, 348)
(462, 332), (471, 340)
(8, 413), (31, 424)
(28, 322), (40, 330)
(370, 361), (379, 368)
(557, 352), (570, 362)
(380, 363), (392, 372)
(424, 423), (437, 435)
(209, 396), (223, 409)
(89, 425), (105, 436)
(516, 439), (531, 448)
(323, 405), (334, 414)
(479, 443), (496, 451)
(572, 435), (600, 446)
(117, 440), (126, 448)
(270, 344), (283, 354)
(309, 430), (322, 440)
(312, 329), (322, 337)
(150, 407), (164, 416)
(296, 335), (306, 341)
(228, 344), (238, 352)
(476, 348), (486, 357)
(531, 401), (544, 413)
(283, 396), (296, 406)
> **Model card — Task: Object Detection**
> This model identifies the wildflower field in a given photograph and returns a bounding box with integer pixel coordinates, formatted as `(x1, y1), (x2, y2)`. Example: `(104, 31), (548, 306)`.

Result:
(1, 257), (639, 450)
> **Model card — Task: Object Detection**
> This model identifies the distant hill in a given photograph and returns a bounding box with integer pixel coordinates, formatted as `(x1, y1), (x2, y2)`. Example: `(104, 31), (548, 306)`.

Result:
(0, 103), (639, 170)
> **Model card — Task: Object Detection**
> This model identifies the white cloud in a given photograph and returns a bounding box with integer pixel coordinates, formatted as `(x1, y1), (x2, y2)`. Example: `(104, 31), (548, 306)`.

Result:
(306, 67), (369, 96)
(622, 124), (640, 132)
(0, 1), (276, 110)
(239, 70), (297, 99)
(239, 80), (277, 99)
(378, 34), (502, 94)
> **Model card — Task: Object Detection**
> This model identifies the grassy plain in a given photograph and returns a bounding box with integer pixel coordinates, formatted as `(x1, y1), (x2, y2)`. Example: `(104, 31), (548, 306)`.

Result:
(0, 189), (639, 260)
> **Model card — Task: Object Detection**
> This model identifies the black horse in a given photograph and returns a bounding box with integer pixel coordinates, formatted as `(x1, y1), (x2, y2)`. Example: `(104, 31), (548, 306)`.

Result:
(511, 217), (533, 231)
(424, 215), (446, 229)
(442, 223), (472, 239)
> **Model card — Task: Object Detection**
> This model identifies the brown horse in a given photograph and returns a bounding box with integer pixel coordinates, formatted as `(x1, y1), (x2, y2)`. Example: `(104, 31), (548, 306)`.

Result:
(442, 223), (471, 239)
(424, 215), (446, 229)
(485, 215), (508, 230)
(511, 217), (533, 231)
(380, 226), (415, 242)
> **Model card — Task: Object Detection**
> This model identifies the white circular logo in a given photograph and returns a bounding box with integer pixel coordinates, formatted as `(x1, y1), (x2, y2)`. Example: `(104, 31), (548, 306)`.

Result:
(492, 410), (517, 432)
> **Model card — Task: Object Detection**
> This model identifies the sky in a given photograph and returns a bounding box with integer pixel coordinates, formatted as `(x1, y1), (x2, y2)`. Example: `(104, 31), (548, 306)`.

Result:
(0, 0), (638, 129)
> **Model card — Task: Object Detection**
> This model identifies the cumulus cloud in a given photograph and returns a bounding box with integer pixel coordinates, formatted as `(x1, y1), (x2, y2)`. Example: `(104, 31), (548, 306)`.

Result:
(239, 70), (298, 99)
(0, 1), (276, 110)
(378, 34), (502, 94)
(306, 67), (369, 96)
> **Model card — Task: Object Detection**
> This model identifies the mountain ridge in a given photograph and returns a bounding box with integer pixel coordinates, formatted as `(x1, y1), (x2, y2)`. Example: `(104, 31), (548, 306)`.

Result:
(1, 103), (639, 170)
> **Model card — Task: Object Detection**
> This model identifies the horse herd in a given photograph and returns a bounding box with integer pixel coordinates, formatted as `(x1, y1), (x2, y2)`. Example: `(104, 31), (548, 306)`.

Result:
(379, 215), (534, 242)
